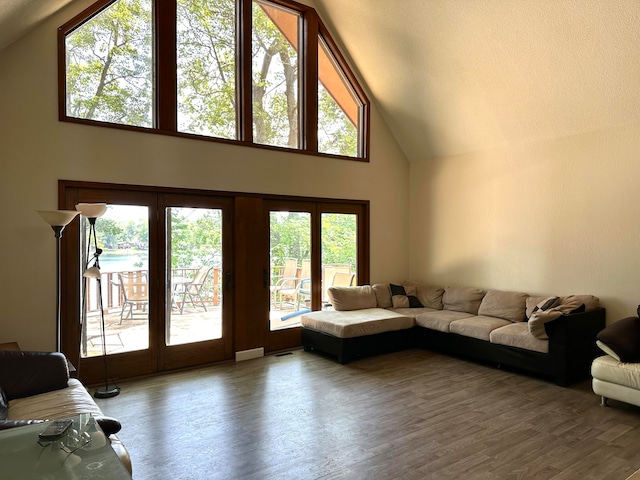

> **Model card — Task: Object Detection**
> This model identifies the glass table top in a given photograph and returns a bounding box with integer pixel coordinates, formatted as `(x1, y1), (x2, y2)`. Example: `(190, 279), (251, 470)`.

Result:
(0, 413), (131, 479)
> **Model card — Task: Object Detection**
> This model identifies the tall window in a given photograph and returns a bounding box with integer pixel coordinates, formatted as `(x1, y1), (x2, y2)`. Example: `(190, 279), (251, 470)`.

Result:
(59, 0), (369, 160)
(318, 36), (360, 157)
(177, 0), (237, 139)
(64, 0), (153, 127)
(252, 1), (300, 148)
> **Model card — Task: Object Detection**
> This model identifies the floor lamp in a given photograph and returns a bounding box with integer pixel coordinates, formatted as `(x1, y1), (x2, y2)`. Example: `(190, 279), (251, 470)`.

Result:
(37, 210), (80, 352)
(76, 203), (121, 399)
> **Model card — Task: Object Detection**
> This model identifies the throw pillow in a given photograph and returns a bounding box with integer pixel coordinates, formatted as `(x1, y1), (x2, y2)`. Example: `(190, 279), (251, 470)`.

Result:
(328, 286), (377, 311)
(531, 296), (561, 315)
(597, 317), (640, 362)
(477, 290), (529, 322)
(389, 284), (423, 308)
(0, 387), (8, 420)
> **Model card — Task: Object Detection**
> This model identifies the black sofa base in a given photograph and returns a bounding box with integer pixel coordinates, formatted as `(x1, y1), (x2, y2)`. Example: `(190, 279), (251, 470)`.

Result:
(301, 327), (413, 364)
(301, 308), (606, 386)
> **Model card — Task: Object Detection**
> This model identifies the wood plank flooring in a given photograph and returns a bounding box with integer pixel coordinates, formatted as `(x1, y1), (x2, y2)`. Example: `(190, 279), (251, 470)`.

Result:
(94, 349), (640, 480)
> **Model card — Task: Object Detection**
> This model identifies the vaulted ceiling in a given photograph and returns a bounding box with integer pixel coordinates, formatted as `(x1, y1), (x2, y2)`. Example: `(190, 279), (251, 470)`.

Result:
(3, 0), (639, 162)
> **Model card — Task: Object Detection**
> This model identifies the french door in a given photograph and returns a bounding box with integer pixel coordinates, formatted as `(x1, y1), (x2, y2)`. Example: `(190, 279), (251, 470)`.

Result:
(61, 185), (233, 384)
(60, 182), (369, 384)
(264, 200), (368, 352)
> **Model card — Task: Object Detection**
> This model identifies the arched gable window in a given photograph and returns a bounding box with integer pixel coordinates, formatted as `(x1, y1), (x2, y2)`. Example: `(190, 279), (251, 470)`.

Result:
(58, 0), (369, 160)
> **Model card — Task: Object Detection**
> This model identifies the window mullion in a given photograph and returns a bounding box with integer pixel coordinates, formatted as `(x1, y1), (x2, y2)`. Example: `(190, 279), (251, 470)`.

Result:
(155, 0), (177, 131)
(238, 0), (253, 142)
(303, 12), (318, 152)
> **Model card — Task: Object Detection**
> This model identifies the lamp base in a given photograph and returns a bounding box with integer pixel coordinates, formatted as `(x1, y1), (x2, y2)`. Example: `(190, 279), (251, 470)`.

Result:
(94, 385), (121, 399)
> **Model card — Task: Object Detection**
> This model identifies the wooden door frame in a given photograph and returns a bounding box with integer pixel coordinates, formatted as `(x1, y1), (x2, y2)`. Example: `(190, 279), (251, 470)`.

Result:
(59, 180), (369, 383)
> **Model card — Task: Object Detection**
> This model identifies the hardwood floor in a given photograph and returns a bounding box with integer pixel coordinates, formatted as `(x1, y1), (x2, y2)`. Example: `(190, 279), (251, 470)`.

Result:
(95, 349), (640, 480)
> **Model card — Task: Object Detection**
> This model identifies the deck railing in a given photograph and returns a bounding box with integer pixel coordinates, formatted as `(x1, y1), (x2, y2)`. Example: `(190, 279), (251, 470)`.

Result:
(83, 267), (222, 314)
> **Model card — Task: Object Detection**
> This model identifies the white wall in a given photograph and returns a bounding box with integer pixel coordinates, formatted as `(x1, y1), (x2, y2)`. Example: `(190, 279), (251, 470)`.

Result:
(410, 125), (640, 323)
(0, 0), (410, 350)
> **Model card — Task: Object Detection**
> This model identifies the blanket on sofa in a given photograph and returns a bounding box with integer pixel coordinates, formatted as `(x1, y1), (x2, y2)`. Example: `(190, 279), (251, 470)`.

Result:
(528, 296), (585, 339)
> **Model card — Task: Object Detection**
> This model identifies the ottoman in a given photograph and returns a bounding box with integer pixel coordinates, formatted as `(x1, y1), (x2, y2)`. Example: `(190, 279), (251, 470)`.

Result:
(301, 308), (415, 363)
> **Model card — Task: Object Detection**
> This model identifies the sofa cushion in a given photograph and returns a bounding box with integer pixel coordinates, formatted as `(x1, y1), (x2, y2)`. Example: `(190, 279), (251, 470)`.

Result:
(8, 379), (103, 421)
(328, 286), (377, 311)
(477, 290), (528, 323)
(443, 287), (485, 315)
(560, 294), (600, 312)
(526, 296), (556, 318)
(489, 322), (549, 353)
(450, 315), (511, 341)
(533, 296), (560, 314)
(390, 284), (423, 308)
(390, 307), (438, 319)
(402, 282), (445, 310)
(597, 317), (640, 363)
(372, 283), (392, 308)
(300, 308), (414, 338)
(415, 310), (476, 333)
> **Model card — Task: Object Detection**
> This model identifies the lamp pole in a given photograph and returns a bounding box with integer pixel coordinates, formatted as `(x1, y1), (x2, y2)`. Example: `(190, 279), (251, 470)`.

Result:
(76, 203), (120, 398)
(37, 210), (80, 352)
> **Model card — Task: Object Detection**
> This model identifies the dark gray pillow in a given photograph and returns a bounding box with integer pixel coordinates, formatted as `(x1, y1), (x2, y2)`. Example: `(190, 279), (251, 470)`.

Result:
(597, 317), (640, 362)
(0, 387), (8, 420)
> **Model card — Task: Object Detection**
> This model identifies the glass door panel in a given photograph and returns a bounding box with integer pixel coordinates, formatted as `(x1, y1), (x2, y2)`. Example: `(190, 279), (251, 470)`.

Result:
(81, 204), (150, 358)
(269, 211), (311, 330)
(166, 207), (223, 346)
(321, 213), (357, 310)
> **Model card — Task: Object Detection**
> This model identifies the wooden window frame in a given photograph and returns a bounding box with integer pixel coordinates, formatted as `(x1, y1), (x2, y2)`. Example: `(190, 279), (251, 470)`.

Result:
(57, 0), (370, 161)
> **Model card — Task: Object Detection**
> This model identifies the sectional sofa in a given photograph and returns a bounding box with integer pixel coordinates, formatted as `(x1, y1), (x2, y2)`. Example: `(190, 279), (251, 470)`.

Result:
(301, 282), (605, 386)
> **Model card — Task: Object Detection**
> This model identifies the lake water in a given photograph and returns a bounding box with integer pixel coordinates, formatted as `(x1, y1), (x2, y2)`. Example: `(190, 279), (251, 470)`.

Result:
(99, 251), (148, 272)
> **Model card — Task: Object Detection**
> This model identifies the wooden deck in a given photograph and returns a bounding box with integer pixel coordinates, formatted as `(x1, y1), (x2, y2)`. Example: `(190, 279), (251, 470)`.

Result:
(82, 303), (305, 357)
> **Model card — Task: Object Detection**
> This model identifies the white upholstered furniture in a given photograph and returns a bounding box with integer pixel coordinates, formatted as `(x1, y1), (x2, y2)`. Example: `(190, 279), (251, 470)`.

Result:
(591, 316), (640, 408)
(592, 355), (640, 407)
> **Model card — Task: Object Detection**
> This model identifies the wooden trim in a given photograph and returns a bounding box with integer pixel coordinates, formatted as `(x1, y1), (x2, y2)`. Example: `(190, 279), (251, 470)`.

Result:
(59, 180), (369, 380)
(239, 0), (253, 142)
(317, 20), (370, 159)
(155, 0), (177, 130)
(57, 0), (369, 161)
(302, 10), (318, 151)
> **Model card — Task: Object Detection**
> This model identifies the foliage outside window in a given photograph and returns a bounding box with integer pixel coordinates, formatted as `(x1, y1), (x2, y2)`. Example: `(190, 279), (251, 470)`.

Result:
(59, 0), (369, 160)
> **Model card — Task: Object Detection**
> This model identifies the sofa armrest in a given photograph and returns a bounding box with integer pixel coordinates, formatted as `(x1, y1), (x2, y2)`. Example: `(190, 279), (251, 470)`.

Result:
(546, 307), (606, 349)
(0, 351), (70, 400)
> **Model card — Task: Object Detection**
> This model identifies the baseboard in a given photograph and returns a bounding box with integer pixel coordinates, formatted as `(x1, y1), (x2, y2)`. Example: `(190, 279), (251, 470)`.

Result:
(235, 347), (264, 362)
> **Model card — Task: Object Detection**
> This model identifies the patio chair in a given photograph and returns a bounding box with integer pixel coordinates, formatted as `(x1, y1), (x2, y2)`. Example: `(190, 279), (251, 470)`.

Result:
(175, 266), (212, 314)
(271, 258), (298, 309)
(279, 259), (310, 308)
(117, 271), (149, 323)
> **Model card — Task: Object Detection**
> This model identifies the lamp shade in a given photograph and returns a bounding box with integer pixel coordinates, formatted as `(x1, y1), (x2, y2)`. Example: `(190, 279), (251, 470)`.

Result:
(76, 203), (107, 219)
(37, 210), (80, 227)
(83, 266), (102, 279)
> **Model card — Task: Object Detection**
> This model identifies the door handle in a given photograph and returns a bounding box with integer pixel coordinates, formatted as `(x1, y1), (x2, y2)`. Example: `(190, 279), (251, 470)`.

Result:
(225, 271), (233, 291)
(263, 268), (269, 288)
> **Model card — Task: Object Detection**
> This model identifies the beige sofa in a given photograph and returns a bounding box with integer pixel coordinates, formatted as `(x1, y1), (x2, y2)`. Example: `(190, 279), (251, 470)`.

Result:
(0, 351), (131, 474)
(301, 282), (605, 386)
